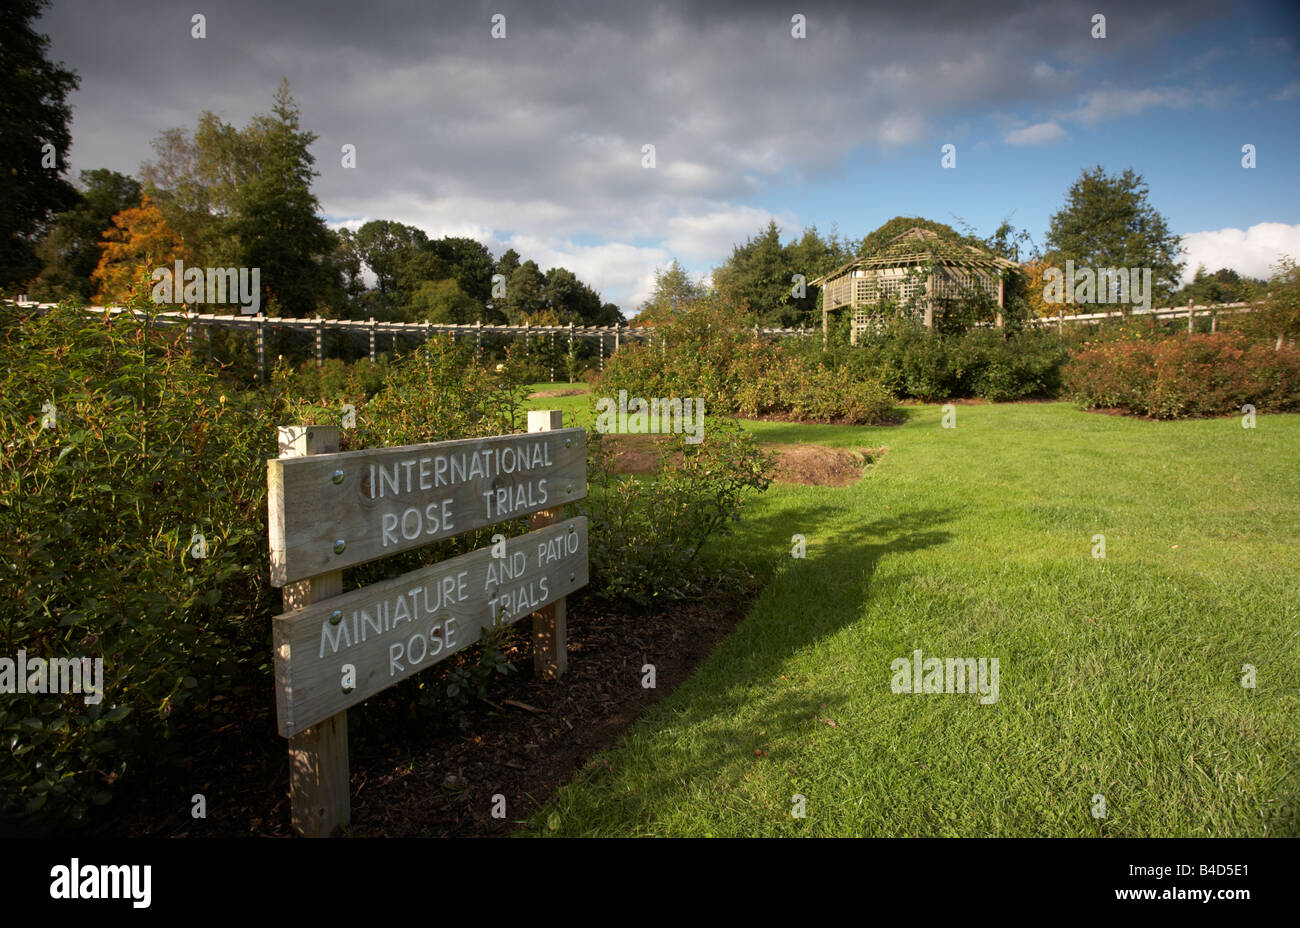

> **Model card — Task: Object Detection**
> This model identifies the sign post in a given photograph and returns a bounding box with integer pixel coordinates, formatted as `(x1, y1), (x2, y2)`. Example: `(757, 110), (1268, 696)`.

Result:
(276, 425), (350, 838)
(267, 414), (587, 836)
(528, 410), (567, 679)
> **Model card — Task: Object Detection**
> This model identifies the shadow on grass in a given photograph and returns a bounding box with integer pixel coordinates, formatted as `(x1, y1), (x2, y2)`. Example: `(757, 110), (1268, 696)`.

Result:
(542, 504), (954, 834)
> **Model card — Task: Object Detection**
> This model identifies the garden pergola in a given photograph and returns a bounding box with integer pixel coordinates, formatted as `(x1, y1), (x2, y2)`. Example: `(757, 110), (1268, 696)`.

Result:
(812, 227), (1020, 344)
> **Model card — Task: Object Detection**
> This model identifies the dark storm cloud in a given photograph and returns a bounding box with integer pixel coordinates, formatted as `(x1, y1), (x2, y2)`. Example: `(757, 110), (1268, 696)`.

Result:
(35, 0), (1235, 304)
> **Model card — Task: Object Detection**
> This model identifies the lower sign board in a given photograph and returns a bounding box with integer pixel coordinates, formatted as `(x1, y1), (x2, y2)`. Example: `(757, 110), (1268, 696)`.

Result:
(273, 517), (588, 738)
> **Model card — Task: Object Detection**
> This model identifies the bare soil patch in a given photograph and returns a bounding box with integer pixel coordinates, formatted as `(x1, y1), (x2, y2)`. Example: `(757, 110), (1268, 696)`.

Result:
(761, 443), (886, 487)
(744, 410), (907, 426)
(601, 435), (885, 488)
(603, 434), (673, 474)
(527, 387), (589, 398)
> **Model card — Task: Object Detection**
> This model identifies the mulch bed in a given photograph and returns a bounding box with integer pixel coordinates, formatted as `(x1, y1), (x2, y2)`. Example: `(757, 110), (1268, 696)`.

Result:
(75, 585), (756, 838)
(743, 410), (907, 426)
(762, 443), (885, 487)
(602, 434), (883, 488)
(527, 388), (590, 398)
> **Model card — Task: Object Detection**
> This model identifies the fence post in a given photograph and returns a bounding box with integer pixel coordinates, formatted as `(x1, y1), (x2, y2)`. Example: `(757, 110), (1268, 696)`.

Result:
(614, 324), (621, 353)
(599, 330), (605, 372)
(476, 319), (482, 362)
(1188, 302), (1195, 334)
(568, 322), (575, 383)
(369, 318), (376, 362)
(1211, 311), (1217, 333)
(527, 410), (568, 679)
(257, 315), (265, 384)
(277, 424), (349, 837)
(1057, 307), (1063, 336)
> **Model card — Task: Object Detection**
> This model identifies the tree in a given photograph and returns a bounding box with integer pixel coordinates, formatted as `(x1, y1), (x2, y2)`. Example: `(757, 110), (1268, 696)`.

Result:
(407, 278), (480, 324)
(89, 197), (188, 305)
(1251, 256), (1300, 349)
(29, 170), (143, 302)
(502, 260), (547, 323)
(139, 113), (260, 270)
(1045, 165), (1184, 307)
(229, 80), (338, 317)
(858, 216), (984, 258)
(427, 236), (496, 305)
(711, 222), (852, 327)
(352, 220), (429, 296)
(495, 248), (521, 279)
(597, 301), (626, 326)
(712, 221), (790, 325)
(0, 0), (80, 291)
(543, 266), (603, 324)
(785, 225), (852, 325)
(635, 260), (706, 324)
(1019, 258), (1055, 319)
(330, 227), (367, 316)
(1173, 266), (1262, 306)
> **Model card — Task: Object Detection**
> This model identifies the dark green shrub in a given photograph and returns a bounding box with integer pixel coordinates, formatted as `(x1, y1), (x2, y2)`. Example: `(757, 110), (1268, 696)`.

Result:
(0, 300), (291, 828)
(282, 355), (393, 403)
(0, 305), (537, 827)
(599, 298), (895, 424)
(837, 321), (1069, 402)
(952, 329), (1069, 401)
(582, 420), (774, 606)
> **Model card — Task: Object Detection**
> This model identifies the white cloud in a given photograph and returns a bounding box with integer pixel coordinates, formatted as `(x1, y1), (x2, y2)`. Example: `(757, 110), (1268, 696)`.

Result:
(1067, 86), (1197, 123)
(1179, 222), (1300, 284)
(662, 205), (792, 265)
(1003, 120), (1066, 145)
(877, 112), (928, 147)
(1270, 81), (1300, 102)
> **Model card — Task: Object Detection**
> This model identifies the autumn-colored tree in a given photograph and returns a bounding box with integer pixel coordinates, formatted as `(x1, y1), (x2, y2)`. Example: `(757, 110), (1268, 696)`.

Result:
(90, 196), (188, 305)
(1020, 258), (1055, 319)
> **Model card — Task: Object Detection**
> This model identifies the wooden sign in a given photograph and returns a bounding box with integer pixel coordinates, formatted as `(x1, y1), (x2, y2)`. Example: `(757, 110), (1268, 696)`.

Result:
(273, 517), (588, 737)
(267, 428), (586, 586)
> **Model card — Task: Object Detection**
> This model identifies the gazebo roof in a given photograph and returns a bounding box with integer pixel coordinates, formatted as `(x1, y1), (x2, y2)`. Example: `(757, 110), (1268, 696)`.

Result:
(810, 227), (1019, 285)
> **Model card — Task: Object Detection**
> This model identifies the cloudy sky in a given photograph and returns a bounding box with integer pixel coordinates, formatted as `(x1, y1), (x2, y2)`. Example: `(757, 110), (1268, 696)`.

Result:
(38, 0), (1300, 313)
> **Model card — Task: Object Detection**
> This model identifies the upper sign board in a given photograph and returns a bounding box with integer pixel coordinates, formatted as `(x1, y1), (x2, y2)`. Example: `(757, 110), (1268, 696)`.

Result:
(267, 428), (586, 586)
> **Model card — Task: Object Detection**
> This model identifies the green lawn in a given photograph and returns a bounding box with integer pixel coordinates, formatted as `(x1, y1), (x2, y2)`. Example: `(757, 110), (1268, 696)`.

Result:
(519, 391), (1300, 836)
(522, 381), (594, 430)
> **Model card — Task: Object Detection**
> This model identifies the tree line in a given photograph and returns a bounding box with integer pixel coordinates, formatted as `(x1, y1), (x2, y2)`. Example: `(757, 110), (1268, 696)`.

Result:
(2, 3), (622, 329)
(643, 166), (1209, 329)
(5, 0), (1278, 337)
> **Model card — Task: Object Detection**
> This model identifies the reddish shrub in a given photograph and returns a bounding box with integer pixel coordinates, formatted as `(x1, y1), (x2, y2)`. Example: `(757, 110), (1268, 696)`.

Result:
(1064, 333), (1300, 418)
